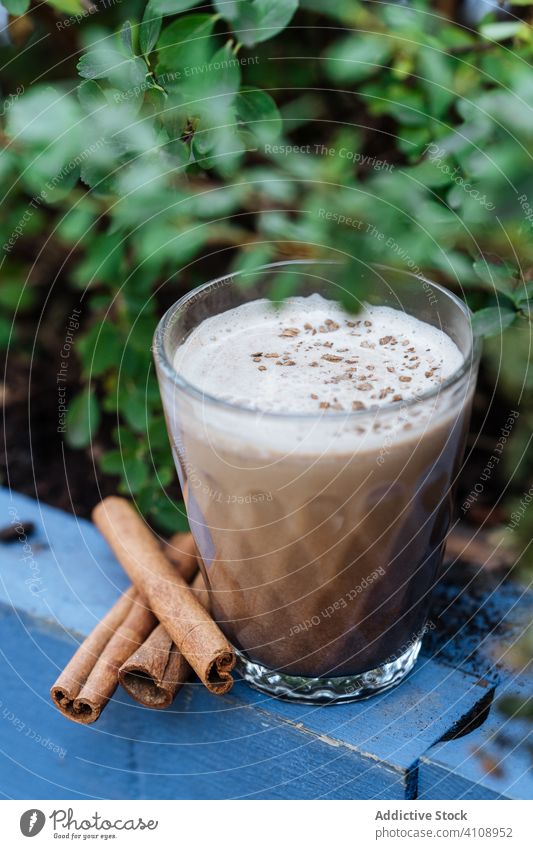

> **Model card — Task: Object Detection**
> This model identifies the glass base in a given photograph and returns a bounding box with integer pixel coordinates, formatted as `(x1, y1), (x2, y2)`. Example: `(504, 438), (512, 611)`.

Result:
(236, 638), (422, 703)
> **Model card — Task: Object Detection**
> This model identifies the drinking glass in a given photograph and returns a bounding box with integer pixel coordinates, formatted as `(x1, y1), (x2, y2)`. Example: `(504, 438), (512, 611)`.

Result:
(153, 261), (480, 702)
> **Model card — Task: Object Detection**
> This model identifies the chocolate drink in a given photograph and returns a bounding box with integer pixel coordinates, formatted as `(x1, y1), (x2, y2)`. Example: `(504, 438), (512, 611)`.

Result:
(167, 294), (475, 681)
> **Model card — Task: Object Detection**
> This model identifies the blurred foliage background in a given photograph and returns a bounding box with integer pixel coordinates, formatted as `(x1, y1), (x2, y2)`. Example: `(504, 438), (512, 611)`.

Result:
(0, 0), (531, 577)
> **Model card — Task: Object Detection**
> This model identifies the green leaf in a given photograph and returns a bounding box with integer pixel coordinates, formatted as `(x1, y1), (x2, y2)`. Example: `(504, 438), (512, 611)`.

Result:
(147, 0), (199, 15)
(47, 0), (85, 11)
(268, 270), (300, 301)
(235, 87), (282, 143)
(120, 386), (148, 432)
(100, 450), (126, 475)
(518, 299), (533, 318)
(78, 46), (147, 90)
(7, 87), (82, 148)
(155, 465), (174, 487)
(136, 223), (205, 269)
(417, 46), (455, 119)
(160, 134), (189, 164)
(0, 316), (14, 351)
(71, 232), (125, 288)
(127, 56), (150, 89)
(232, 244), (276, 285)
(122, 457), (150, 493)
(473, 260), (518, 299)
(215, 0), (299, 47)
(140, 6), (162, 56)
(78, 320), (123, 377)
(363, 81), (426, 126)
(182, 42), (242, 116)
(381, 2), (420, 31)
(65, 389), (101, 449)
(120, 21), (135, 55)
(480, 21), (523, 41)
(112, 425), (138, 454)
(0, 280), (34, 311)
(325, 33), (392, 83)
(2, 0), (30, 13)
(149, 498), (189, 533)
(408, 159), (455, 188)
(147, 416), (170, 449)
(472, 307), (516, 337)
(213, 0), (239, 16)
(203, 42), (241, 100)
(155, 14), (216, 76)
(77, 79), (107, 114)
(79, 160), (115, 195)
(517, 280), (533, 304)
(78, 46), (128, 80)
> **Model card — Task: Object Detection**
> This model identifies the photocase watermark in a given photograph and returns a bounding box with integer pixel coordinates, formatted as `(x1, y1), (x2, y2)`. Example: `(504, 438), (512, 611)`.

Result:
(265, 142), (394, 172)
(18, 807), (159, 837)
(178, 451), (273, 505)
(113, 54), (259, 103)
(56, 0), (122, 30)
(517, 193), (533, 230)
(185, 53), (259, 77)
(317, 207), (365, 231)
(0, 84), (24, 118)
(0, 700), (66, 760)
(390, 618), (436, 660)
(461, 410), (519, 513)
(366, 223), (438, 304)
(425, 142), (495, 211)
(57, 308), (82, 434)
(7, 505), (44, 596)
(2, 137), (108, 255)
(316, 209), (438, 305)
(20, 810), (46, 838)
(113, 70), (181, 103)
(288, 566), (386, 637)
(50, 808), (158, 833)
(507, 482), (533, 531)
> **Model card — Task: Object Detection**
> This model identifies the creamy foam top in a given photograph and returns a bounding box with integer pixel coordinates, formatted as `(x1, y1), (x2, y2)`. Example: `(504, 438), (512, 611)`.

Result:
(173, 295), (463, 414)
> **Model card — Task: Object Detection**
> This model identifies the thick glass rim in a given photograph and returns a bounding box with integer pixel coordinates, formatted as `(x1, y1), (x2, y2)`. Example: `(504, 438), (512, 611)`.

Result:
(153, 260), (481, 420)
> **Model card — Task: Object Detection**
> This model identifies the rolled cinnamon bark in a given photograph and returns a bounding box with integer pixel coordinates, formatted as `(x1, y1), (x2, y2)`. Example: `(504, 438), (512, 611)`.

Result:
(119, 573), (210, 709)
(93, 497), (235, 694)
(50, 588), (156, 724)
(119, 624), (189, 708)
(162, 532), (198, 582)
(189, 568), (210, 610)
(51, 531), (200, 721)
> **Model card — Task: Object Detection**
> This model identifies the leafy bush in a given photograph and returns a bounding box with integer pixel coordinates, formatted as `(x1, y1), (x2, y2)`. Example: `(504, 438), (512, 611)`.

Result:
(1, 0), (532, 543)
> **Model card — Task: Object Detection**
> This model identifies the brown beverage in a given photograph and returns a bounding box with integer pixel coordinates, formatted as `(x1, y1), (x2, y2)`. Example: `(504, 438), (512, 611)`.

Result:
(155, 265), (478, 701)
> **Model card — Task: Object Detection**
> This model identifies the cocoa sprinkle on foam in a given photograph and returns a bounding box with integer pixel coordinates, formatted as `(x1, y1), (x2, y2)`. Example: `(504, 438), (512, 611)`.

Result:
(173, 295), (463, 415)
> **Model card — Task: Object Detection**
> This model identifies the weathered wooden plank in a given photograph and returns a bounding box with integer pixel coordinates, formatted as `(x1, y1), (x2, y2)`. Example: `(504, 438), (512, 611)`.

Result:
(241, 659), (493, 773)
(419, 561), (532, 800)
(0, 606), (406, 800)
(425, 559), (531, 686)
(0, 488), (498, 799)
(418, 669), (532, 800)
(0, 488), (129, 634)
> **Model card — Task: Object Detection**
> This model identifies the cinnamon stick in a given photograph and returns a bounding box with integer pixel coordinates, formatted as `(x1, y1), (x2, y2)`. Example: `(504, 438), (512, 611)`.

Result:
(162, 532), (198, 582)
(51, 530), (200, 721)
(118, 624), (189, 708)
(189, 568), (210, 610)
(93, 497), (235, 694)
(50, 588), (156, 724)
(119, 573), (209, 708)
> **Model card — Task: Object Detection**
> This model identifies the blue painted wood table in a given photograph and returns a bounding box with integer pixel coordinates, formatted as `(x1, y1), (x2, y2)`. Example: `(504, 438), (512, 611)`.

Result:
(0, 488), (530, 800)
